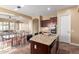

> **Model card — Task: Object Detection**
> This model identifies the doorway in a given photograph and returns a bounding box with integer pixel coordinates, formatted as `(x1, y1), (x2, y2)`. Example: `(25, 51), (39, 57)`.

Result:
(60, 15), (71, 43)
(33, 19), (39, 34)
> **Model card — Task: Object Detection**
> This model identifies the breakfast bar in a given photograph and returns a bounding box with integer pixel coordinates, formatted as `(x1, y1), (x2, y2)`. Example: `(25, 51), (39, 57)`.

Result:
(0, 31), (27, 51)
(30, 34), (59, 54)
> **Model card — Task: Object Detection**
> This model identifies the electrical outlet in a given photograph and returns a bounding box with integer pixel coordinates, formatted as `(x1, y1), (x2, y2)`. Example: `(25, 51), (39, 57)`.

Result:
(34, 45), (37, 49)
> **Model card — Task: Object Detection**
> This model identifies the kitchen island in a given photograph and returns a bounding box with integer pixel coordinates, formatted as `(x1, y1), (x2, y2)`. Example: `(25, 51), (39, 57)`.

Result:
(30, 34), (59, 54)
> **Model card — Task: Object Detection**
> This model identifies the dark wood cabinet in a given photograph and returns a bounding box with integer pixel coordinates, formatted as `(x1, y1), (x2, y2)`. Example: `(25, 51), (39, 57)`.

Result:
(41, 20), (50, 27)
(31, 41), (51, 54)
(40, 17), (57, 27)
(50, 17), (57, 24)
(30, 38), (59, 54)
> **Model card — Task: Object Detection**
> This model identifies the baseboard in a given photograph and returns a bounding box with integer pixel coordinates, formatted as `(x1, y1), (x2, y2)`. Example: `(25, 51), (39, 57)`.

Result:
(59, 41), (79, 46)
(70, 43), (79, 46)
(59, 41), (70, 44)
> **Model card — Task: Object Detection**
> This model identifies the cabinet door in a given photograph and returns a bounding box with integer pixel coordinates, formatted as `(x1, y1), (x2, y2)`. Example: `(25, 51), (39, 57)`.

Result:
(45, 20), (49, 27)
(50, 17), (57, 23)
(41, 21), (46, 27)
(40, 21), (43, 27)
(41, 20), (50, 27)
(31, 41), (51, 54)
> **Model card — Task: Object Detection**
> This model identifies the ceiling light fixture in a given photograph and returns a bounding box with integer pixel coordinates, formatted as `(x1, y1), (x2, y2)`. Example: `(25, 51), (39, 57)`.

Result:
(14, 5), (24, 11)
(17, 6), (21, 8)
(47, 8), (51, 11)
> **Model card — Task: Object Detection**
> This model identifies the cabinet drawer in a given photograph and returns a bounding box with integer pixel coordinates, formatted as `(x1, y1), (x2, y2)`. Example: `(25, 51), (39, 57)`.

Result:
(31, 41), (51, 54)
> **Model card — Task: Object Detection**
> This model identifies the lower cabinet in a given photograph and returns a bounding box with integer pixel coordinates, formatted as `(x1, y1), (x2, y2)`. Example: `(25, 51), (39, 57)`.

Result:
(31, 41), (51, 54)
(30, 39), (58, 54)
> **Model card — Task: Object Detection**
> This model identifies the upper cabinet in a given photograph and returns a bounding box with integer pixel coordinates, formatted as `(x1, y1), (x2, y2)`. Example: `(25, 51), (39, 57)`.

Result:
(40, 20), (50, 27)
(40, 17), (57, 27)
(50, 17), (57, 24)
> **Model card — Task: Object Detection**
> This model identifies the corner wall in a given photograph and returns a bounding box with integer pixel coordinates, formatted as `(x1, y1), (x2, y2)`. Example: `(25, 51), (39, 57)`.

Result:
(57, 6), (79, 44)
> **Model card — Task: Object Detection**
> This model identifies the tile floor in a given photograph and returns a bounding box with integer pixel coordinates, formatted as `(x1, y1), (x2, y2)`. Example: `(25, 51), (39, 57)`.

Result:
(0, 42), (79, 54)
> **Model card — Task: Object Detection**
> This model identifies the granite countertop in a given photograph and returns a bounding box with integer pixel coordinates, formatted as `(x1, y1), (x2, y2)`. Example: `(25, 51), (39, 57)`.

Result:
(0, 31), (28, 39)
(30, 34), (58, 46)
(0, 32), (16, 39)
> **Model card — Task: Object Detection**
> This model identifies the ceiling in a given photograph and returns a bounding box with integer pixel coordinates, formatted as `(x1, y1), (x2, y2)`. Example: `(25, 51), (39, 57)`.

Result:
(0, 5), (76, 16)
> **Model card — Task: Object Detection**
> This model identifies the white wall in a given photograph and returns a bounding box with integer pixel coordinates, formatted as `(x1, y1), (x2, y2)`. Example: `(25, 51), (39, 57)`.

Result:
(28, 20), (33, 34)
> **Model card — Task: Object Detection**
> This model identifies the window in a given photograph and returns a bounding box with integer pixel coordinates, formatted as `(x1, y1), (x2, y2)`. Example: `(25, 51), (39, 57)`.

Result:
(10, 22), (15, 30)
(0, 22), (16, 31)
(19, 23), (29, 31)
(0, 22), (2, 31)
(2, 22), (9, 30)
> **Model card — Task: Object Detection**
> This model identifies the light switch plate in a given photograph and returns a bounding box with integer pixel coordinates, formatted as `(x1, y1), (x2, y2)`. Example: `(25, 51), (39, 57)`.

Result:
(72, 30), (74, 32)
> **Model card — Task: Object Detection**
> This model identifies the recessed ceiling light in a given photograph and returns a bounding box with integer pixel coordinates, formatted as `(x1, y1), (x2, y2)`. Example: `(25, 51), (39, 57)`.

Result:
(14, 8), (18, 11)
(47, 8), (51, 11)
